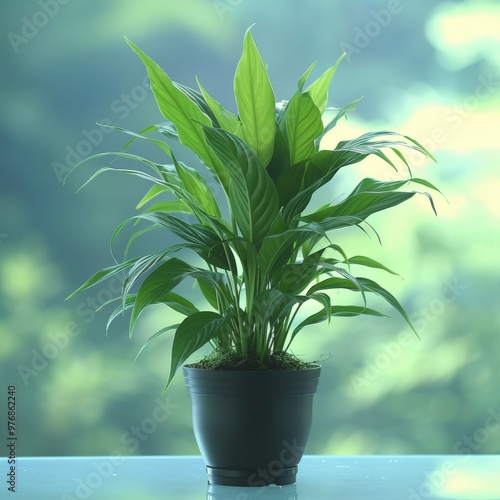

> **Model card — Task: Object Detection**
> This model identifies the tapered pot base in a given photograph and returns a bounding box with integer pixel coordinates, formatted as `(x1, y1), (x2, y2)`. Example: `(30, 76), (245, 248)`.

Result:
(207, 465), (298, 486)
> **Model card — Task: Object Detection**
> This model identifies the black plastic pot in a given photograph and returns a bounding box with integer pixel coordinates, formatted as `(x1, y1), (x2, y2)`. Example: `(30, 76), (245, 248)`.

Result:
(182, 365), (321, 487)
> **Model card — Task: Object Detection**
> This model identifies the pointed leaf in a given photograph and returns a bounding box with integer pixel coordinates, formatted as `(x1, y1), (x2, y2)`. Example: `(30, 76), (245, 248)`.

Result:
(285, 92), (323, 164)
(130, 258), (194, 335)
(288, 306), (386, 347)
(234, 28), (276, 166)
(172, 156), (221, 217)
(308, 276), (418, 337)
(133, 324), (179, 365)
(125, 38), (229, 186)
(197, 77), (239, 133)
(67, 258), (139, 299)
(304, 53), (345, 114)
(347, 255), (400, 277)
(164, 312), (225, 391)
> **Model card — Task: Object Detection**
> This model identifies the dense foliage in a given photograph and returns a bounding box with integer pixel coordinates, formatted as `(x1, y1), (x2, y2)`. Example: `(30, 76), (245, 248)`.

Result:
(68, 29), (439, 390)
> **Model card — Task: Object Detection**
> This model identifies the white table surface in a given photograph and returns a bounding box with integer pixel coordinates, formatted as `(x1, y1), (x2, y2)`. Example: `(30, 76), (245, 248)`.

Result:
(4, 455), (500, 499)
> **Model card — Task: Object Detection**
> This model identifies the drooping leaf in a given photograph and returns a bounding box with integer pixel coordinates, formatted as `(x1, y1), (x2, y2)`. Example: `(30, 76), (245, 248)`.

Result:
(304, 191), (416, 223)
(346, 255), (400, 277)
(234, 28), (276, 166)
(303, 176), (439, 224)
(164, 312), (226, 391)
(133, 324), (180, 365)
(122, 250), (173, 308)
(136, 184), (170, 209)
(282, 148), (367, 222)
(133, 212), (232, 269)
(66, 258), (139, 299)
(308, 276), (418, 336)
(172, 156), (221, 218)
(130, 258), (194, 335)
(316, 97), (363, 146)
(287, 305), (386, 347)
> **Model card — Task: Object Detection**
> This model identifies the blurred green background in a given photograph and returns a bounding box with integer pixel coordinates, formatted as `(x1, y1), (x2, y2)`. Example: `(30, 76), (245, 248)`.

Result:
(1, 0), (499, 459)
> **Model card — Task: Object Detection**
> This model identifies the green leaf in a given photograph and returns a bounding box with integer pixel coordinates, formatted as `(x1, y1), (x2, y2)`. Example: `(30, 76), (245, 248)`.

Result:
(275, 160), (308, 208)
(203, 127), (279, 246)
(130, 258), (194, 335)
(347, 255), (400, 277)
(106, 289), (196, 334)
(197, 77), (239, 133)
(172, 82), (219, 124)
(271, 247), (325, 294)
(142, 201), (191, 214)
(133, 324), (179, 365)
(172, 156), (221, 218)
(297, 61), (317, 91)
(303, 176), (440, 224)
(252, 290), (305, 328)
(234, 28), (276, 166)
(266, 126), (290, 189)
(197, 278), (220, 310)
(317, 97), (363, 145)
(122, 250), (172, 307)
(287, 305), (385, 347)
(133, 212), (232, 269)
(191, 269), (231, 309)
(304, 53), (345, 114)
(125, 38), (229, 186)
(308, 276), (418, 337)
(136, 184), (170, 209)
(285, 92), (323, 164)
(97, 122), (173, 158)
(66, 258), (139, 299)
(282, 149), (366, 222)
(164, 312), (225, 391)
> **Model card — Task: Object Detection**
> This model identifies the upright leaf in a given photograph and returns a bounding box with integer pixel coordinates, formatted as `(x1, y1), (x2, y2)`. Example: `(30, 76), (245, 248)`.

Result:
(285, 92), (323, 165)
(125, 38), (229, 187)
(197, 77), (239, 133)
(304, 53), (345, 114)
(234, 28), (276, 166)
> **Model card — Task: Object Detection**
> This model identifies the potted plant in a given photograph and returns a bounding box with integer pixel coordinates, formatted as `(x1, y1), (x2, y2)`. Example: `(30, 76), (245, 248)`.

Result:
(68, 28), (439, 486)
